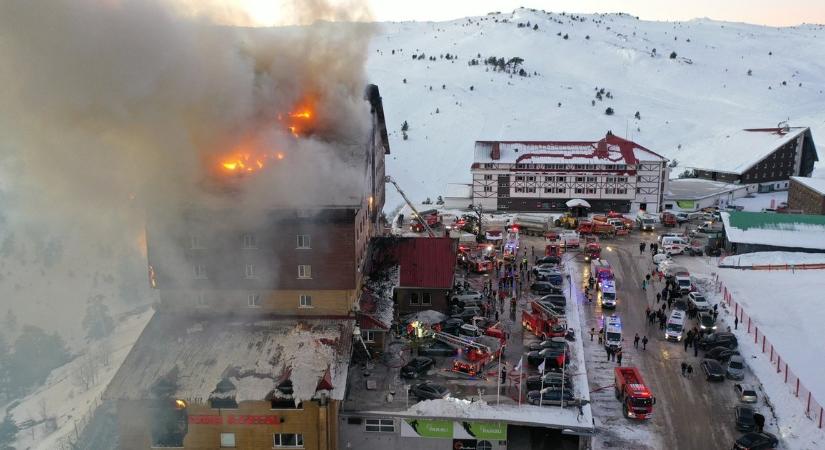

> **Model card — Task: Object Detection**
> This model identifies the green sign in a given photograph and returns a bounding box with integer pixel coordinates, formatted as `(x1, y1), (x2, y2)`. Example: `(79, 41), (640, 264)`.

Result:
(460, 421), (507, 440)
(676, 200), (695, 209)
(401, 419), (454, 438)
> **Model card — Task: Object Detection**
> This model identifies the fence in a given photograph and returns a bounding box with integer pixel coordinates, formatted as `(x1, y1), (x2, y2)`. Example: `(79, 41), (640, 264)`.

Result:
(716, 276), (824, 428)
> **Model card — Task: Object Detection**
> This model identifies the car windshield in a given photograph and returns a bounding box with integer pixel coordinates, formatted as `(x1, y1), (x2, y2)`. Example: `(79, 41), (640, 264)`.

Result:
(606, 332), (621, 341)
(666, 323), (683, 332)
(729, 361), (744, 369)
(602, 292), (615, 300)
(643, 219), (655, 224)
(631, 397), (653, 407)
(678, 279), (691, 287)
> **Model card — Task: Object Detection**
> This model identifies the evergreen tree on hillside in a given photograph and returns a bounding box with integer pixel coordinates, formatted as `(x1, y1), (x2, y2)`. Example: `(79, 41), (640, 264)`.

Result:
(605, 107), (615, 116)
(0, 413), (19, 449)
(8, 326), (70, 395)
(669, 51), (677, 59)
(83, 295), (115, 340)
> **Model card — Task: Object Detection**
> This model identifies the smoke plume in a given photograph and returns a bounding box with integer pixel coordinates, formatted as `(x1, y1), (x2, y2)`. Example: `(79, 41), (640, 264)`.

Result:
(0, 0), (376, 336)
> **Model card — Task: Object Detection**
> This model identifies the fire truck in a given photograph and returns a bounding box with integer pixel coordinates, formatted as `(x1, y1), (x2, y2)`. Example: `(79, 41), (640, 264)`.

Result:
(614, 367), (656, 419)
(433, 332), (502, 377)
(590, 259), (614, 282)
(502, 226), (520, 261)
(457, 243), (495, 273)
(583, 240), (601, 262)
(522, 300), (567, 339)
(410, 209), (442, 233)
(545, 243), (564, 258)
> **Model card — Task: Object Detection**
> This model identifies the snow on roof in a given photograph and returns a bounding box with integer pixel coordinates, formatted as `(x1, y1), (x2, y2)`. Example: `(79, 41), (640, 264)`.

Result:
(791, 176), (825, 196)
(473, 133), (665, 166)
(680, 127), (809, 175)
(665, 178), (748, 200)
(105, 315), (353, 405)
(721, 211), (825, 250)
(719, 251), (825, 268)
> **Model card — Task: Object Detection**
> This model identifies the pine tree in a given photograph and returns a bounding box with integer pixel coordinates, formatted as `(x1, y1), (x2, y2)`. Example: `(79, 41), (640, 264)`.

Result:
(605, 107), (615, 116)
(0, 413), (19, 449)
(83, 295), (115, 340)
(669, 51), (677, 59)
(635, 111), (641, 120)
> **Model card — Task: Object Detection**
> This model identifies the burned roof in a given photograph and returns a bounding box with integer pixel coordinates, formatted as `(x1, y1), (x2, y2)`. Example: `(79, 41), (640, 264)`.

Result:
(105, 315), (353, 405)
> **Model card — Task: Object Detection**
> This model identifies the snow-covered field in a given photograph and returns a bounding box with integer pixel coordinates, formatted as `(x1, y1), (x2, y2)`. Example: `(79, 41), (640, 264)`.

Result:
(679, 257), (825, 449)
(730, 191), (789, 212)
(367, 8), (825, 210)
(8, 307), (154, 450)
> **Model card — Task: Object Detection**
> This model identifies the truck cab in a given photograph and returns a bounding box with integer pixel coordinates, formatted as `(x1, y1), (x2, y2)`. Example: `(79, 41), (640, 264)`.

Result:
(665, 310), (686, 342)
(614, 367), (655, 419)
(637, 215), (656, 231)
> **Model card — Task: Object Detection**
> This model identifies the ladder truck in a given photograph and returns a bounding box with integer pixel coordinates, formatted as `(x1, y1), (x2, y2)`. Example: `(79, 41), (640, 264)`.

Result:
(385, 176), (435, 237)
(432, 332), (502, 377)
(614, 367), (656, 419)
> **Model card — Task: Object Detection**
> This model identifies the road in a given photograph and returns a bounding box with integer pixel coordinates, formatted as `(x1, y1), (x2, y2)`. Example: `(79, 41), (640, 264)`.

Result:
(578, 234), (742, 449)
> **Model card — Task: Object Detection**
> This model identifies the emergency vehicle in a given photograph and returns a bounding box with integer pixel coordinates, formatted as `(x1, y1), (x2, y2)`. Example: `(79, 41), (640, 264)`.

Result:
(522, 300), (567, 340)
(598, 279), (618, 309)
(432, 332), (502, 377)
(604, 315), (623, 350)
(665, 310), (686, 342)
(590, 259), (614, 282)
(614, 367), (656, 419)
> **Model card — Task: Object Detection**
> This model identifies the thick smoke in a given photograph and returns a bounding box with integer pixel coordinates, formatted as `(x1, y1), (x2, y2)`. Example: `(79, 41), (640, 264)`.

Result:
(0, 0), (375, 337)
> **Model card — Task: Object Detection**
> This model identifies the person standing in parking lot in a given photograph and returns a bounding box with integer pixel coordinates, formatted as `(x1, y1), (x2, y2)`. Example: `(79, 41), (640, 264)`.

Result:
(642, 336), (649, 350)
(639, 242), (646, 255)
(616, 349), (623, 366)
(634, 333), (640, 349)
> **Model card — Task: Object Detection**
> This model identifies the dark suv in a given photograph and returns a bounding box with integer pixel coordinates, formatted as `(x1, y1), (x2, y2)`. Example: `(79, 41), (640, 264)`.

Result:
(699, 332), (738, 350)
(401, 357), (434, 379)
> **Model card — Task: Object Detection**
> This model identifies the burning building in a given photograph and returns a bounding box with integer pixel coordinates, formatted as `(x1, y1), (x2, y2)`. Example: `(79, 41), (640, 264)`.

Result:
(105, 85), (390, 449)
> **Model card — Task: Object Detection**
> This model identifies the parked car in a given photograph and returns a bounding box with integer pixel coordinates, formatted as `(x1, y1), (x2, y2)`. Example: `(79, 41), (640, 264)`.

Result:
(527, 388), (574, 406)
(410, 382), (450, 400)
(527, 336), (568, 352)
(726, 355), (746, 380)
(701, 359), (725, 381)
(418, 341), (457, 357)
(401, 357), (435, 379)
(527, 348), (567, 368)
(451, 307), (482, 323)
(535, 256), (561, 265)
(734, 405), (757, 431)
(663, 242), (687, 255)
(700, 332), (738, 350)
(532, 263), (560, 274)
(526, 374), (574, 391)
(531, 281), (563, 295)
(439, 318), (464, 336)
(688, 292), (711, 311)
(540, 294), (566, 308)
(704, 346), (740, 363)
(450, 290), (482, 303)
(652, 251), (672, 264)
(459, 324), (482, 337)
(658, 232), (685, 243)
(673, 212), (690, 224)
(735, 384), (759, 403)
(733, 432), (778, 450)
(536, 272), (563, 284)
(697, 312), (717, 332)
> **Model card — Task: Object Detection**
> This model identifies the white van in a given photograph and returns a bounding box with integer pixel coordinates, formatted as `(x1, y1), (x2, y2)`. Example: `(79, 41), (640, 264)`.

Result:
(604, 315), (622, 349)
(599, 279), (618, 309)
(664, 310), (686, 342)
(660, 236), (688, 247)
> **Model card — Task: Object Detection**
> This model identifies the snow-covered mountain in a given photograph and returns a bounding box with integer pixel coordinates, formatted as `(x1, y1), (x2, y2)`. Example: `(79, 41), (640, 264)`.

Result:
(366, 8), (825, 210)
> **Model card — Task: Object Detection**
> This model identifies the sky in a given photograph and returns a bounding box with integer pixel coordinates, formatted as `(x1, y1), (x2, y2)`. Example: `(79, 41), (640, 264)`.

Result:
(235, 0), (825, 27)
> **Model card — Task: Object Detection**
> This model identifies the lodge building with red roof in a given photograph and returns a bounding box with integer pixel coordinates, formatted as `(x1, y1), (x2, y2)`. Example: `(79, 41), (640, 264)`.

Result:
(471, 132), (669, 214)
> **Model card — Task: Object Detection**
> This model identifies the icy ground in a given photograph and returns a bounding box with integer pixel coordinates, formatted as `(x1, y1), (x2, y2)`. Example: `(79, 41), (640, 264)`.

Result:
(366, 8), (825, 209)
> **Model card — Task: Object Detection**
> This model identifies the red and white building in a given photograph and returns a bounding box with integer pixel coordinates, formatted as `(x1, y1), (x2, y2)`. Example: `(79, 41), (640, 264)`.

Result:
(471, 132), (669, 213)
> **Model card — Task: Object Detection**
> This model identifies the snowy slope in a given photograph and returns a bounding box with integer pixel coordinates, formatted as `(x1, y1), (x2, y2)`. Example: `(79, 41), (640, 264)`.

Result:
(366, 9), (825, 209)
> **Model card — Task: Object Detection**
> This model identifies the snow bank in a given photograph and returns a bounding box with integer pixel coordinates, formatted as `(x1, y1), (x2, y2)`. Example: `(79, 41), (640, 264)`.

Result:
(720, 251), (825, 268)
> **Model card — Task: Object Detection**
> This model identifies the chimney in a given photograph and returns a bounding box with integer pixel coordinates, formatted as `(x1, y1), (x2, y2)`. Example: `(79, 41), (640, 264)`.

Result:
(490, 142), (501, 160)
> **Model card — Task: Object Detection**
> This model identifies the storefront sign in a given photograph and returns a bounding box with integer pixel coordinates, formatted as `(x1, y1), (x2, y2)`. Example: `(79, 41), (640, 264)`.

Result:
(400, 419), (454, 438)
(188, 415), (282, 426)
(455, 421), (507, 440)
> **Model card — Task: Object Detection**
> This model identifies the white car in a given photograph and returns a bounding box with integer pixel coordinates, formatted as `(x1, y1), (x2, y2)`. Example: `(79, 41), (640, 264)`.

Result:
(658, 232), (685, 244)
(688, 292), (711, 311)
(652, 252), (672, 264)
(663, 243), (687, 255)
(735, 384), (758, 403)
(450, 291), (482, 303)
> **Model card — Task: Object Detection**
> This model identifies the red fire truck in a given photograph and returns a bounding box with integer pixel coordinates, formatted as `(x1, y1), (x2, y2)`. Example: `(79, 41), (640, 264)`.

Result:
(457, 244), (495, 273)
(614, 367), (656, 419)
(584, 242), (601, 262)
(434, 332), (502, 377)
(522, 301), (567, 339)
(545, 243), (564, 258)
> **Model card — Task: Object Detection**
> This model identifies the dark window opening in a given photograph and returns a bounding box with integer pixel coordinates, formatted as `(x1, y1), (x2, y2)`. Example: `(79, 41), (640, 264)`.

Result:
(271, 399), (302, 409)
(150, 400), (188, 447)
(210, 398), (238, 409)
(347, 417), (363, 425)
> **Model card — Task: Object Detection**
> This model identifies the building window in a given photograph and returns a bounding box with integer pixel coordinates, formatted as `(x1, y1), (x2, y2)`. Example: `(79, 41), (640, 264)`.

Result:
(422, 293), (432, 306)
(190, 235), (204, 249)
(298, 265), (311, 279)
(544, 176), (553, 182)
(514, 187), (525, 193)
(483, 163), (494, 169)
(271, 399), (302, 410)
(244, 264), (256, 279)
(220, 433), (236, 448)
(544, 187), (553, 193)
(605, 188), (615, 194)
(248, 294), (261, 308)
(525, 187), (536, 193)
(273, 433), (304, 448)
(575, 188), (584, 194)
(362, 330), (376, 343)
(586, 176), (597, 182)
(194, 264), (207, 279)
(515, 175), (525, 182)
(483, 186), (493, 192)
(196, 292), (207, 307)
(410, 292), (420, 305)
(575, 176), (585, 182)
(526, 176), (536, 182)
(299, 295), (312, 308)
(586, 188), (596, 194)
(617, 188), (628, 194)
(296, 234), (311, 249)
(617, 177), (628, 183)
(484, 174), (493, 180)
(365, 418), (395, 432)
(242, 233), (257, 249)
